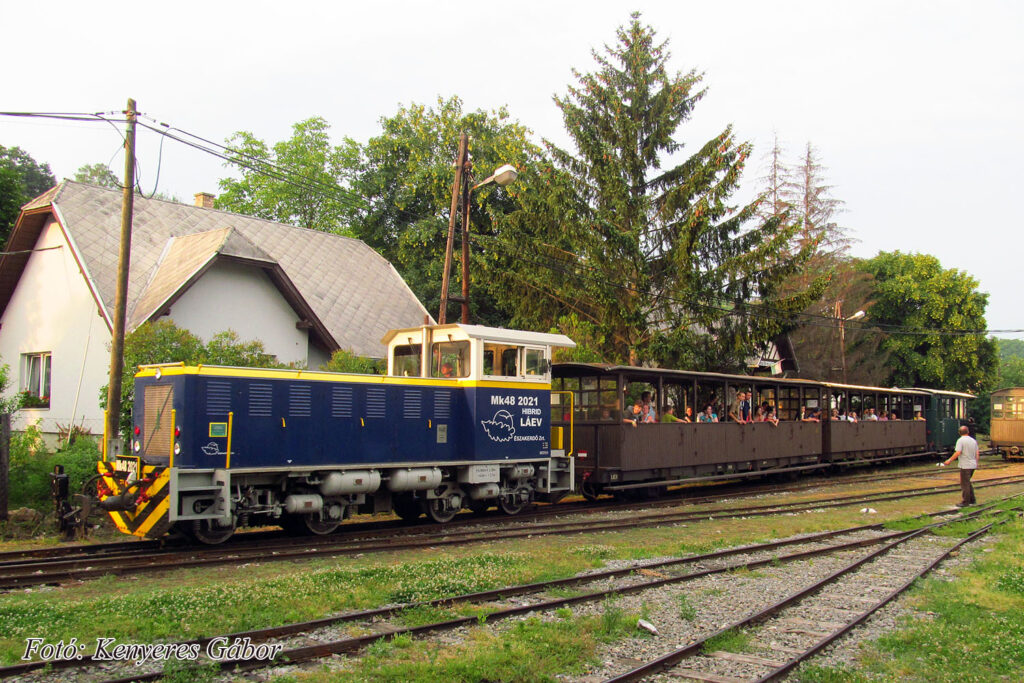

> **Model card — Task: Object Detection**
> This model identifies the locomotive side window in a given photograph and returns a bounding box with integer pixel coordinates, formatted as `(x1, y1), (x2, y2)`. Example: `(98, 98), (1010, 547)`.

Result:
(431, 341), (470, 378)
(524, 348), (546, 376)
(393, 344), (422, 377)
(483, 343), (520, 377)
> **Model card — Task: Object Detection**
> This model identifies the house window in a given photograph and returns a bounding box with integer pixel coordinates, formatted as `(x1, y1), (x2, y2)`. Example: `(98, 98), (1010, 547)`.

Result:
(21, 352), (51, 409)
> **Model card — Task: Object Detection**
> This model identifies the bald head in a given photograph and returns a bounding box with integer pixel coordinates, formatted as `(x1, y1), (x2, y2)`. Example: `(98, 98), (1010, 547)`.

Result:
(959, 425), (969, 435)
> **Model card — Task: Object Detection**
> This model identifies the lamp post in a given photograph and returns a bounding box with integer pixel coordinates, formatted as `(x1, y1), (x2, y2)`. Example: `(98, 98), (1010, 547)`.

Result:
(835, 303), (865, 386)
(438, 133), (518, 324)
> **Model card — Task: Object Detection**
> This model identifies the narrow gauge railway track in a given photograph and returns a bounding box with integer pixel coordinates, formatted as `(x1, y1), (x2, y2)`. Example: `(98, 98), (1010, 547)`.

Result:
(3, 473), (1023, 591)
(6, 497), (1015, 682)
(604, 521), (1006, 682)
(0, 455), (1008, 568)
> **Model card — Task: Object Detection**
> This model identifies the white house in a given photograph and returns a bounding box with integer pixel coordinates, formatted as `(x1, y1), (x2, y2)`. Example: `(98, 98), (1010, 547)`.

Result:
(0, 182), (431, 436)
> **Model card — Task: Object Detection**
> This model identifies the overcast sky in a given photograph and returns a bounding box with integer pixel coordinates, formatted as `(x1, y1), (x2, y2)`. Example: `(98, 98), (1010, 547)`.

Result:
(3, 1), (1021, 336)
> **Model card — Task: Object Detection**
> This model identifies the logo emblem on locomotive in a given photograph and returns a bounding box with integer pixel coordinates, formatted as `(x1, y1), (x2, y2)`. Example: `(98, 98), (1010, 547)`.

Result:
(480, 410), (516, 442)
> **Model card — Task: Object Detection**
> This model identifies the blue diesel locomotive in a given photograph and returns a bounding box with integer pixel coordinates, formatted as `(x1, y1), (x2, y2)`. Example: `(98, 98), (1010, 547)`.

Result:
(97, 324), (577, 543)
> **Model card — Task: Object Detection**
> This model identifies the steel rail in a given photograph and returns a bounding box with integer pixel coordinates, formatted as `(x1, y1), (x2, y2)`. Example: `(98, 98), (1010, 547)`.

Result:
(3, 475), (1022, 590)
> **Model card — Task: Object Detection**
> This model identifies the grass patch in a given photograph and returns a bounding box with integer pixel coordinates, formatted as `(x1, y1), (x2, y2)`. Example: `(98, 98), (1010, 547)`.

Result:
(0, 553), (534, 664)
(393, 605), (458, 627)
(546, 586), (587, 599)
(676, 593), (697, 621)
(931, 518), (990, 537)
(884, 515), (936, 531)
(796, 663), (872, 682)
(569, 544), (616, 559)
(308, 613), (639, 682)
(795, 518), (1024, 682)
(703, 627), (751, 654)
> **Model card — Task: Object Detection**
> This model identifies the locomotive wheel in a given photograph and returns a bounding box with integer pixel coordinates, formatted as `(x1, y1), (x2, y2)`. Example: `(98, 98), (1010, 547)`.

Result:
(189, 519), (234, 545)
(281, 513), (341, 536)
(393, 496), (422, 522)
(300, 514), (340, 536)
(498, 495), (525, 516)
(424, 498), (459, 523)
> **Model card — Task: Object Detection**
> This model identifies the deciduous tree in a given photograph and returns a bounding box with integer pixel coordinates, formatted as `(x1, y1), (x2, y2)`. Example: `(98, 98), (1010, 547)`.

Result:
(99, 321), (283, 441)
(349, 96), (542, 326)
(860, 251), (996, 391)
(0, 146), (55, 245)
(73, 163), (120, 189)
(216, 117), (360, 233)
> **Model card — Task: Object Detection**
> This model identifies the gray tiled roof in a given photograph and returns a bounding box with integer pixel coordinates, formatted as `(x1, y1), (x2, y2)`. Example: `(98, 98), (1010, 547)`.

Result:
(50, 181), (430, 358)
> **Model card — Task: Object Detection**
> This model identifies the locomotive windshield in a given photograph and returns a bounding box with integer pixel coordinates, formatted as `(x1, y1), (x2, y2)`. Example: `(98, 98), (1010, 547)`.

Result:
(392, 344), (421, 376)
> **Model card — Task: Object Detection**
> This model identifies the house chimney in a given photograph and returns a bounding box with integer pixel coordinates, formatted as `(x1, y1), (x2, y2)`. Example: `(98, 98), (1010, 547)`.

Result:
(194, 192), (215, 209)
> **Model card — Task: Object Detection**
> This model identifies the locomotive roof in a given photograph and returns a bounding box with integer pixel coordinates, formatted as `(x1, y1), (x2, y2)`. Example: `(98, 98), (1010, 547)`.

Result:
(381, 323), (576, 348)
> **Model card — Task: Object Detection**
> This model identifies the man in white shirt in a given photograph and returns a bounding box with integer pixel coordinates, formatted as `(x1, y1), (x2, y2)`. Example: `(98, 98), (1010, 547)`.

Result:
(940, 426), (979, 506)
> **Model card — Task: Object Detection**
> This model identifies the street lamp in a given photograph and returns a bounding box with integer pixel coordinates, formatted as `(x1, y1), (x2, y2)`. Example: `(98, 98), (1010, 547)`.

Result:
(836, 305), (865, 386)
(438, 133), (518, 324)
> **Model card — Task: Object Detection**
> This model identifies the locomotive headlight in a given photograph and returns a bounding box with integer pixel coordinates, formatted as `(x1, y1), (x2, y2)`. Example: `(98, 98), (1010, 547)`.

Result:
(154, 368), (162, 380)
(174, 443), (181, 455)
(133, 440), (141, 453)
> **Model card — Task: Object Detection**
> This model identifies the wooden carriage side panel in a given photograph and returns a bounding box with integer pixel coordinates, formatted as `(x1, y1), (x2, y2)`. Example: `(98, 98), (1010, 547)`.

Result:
(830, 421), (925, 454)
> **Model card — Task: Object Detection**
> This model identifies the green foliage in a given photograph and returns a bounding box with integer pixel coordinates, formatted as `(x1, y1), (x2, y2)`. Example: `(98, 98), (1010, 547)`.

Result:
(99, 321), (282, 441)
(0, 357), (21, 413)
(860, 251), (997, 391)
(347, 616), (603, 681)
(595, 598), (637, 642)
(322, 348), (383, 374)
(7, 425), (101, 511)
(216, 117), (360, 233)
(487, 15), (821, 369)
(883, 515), (936, 531)
(0, 145), (55, 245)
(73, 163), (120, 189)
(393, 605), (456, 627)
(349, 95), (542, 326)
(676, 593), (697, 620)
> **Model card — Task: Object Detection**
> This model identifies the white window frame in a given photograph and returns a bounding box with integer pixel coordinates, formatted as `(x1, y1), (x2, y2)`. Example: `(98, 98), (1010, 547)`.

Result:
(21, 351), (52, 408)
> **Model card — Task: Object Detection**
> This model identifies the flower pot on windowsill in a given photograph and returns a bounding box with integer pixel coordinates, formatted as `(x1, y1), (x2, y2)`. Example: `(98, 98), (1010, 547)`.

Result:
(18, 391), (50, 409)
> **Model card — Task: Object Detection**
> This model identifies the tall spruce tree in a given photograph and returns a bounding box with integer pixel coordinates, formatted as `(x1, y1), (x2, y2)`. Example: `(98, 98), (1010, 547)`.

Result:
(487, 15), (820, 369)
(787, 142), (851, 259)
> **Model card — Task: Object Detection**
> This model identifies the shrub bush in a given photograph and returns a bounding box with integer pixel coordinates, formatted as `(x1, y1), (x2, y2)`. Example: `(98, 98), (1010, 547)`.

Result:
(7, 424), (100, 511)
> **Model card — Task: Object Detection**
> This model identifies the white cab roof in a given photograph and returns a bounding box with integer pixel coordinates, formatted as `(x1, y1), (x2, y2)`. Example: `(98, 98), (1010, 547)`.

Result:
(382, 323), (575, 348)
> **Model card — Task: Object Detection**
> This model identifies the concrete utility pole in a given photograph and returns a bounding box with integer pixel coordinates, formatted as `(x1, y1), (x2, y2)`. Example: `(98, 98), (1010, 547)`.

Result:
(105, 98), (137, 456)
